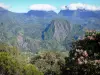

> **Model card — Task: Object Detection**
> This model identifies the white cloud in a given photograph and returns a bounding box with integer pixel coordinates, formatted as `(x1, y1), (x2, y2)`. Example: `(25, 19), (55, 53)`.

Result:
(61, 5), (67, 10)
(29, 4), (57, 11)
(0, 3), (10, 9)
(61, 3), (100, 11)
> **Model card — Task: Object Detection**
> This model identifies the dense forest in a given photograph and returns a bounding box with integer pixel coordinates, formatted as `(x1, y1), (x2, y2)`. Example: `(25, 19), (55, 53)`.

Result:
(0, 31), (100, 75)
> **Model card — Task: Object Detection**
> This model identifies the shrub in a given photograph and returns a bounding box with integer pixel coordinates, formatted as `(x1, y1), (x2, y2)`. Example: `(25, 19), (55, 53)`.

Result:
(30, 51), (66, 75)
(23, 64), (43, 75)
(63, 31), (100, 75)
(0, 44), (43, 75)
(0, 43), (19, 56)
(0, 52), (22, 75)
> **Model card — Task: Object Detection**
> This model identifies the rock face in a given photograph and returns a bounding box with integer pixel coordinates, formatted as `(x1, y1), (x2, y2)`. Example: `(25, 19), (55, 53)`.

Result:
(42, 19), (71, 42)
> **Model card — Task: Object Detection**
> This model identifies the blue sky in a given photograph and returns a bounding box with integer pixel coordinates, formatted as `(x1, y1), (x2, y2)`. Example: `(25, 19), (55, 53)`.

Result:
(0, 0), (100, 12)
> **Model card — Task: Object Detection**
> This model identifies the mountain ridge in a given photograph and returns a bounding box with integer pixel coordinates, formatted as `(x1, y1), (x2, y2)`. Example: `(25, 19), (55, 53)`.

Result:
(0, 7), (100, 51)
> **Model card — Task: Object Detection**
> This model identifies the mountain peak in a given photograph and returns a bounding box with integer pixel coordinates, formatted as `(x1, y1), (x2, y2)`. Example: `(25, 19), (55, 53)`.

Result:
(42, 18), (71, 41)
(61, 3), (100, 11)
(0, 7), (8, 13)
(0, 7), (7, 11)
(27, 10), (57, 17)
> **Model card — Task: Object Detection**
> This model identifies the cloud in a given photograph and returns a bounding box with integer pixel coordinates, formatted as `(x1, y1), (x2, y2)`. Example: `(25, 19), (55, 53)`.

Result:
(29, 4), (57, 11)
(0, 3), (10, 9)
(61, 5), (67, 10)
(61, 3), (100, 11)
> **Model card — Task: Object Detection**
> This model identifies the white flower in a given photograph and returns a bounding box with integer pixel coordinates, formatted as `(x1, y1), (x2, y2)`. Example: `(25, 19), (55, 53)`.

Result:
(78, 58), (83, 65)
(84, 60), (88, 64)
(82, 51), (88, 57)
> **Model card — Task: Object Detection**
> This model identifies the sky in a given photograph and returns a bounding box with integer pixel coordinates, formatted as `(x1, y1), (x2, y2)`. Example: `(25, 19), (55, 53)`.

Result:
(0, 0), (100, 13)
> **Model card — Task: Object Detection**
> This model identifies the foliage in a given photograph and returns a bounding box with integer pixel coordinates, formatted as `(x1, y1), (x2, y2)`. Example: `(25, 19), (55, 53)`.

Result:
(30, 51), (67, 75)
(63, 31), (100, 75)
(0, 22), (8, 43)
(0, 52), (23, 75)
(0, 43), (19, 56)
(23, 64), (43, 75)
(71, 30), (100, 59)
(0, 43), (43, 75)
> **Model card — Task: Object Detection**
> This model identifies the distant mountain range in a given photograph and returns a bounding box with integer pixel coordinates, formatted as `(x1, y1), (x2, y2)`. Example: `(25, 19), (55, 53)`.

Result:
(0, 7), (100, 51)
(59, 9), (100, 19)
(27, 10), (57, 17)
(59, 9), (100, 30)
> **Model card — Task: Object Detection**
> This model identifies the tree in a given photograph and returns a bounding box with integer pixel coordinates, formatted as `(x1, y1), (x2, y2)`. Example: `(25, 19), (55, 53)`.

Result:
(0, 43), (43, 75)
(23, 64), (43, 75)
(0, 23), (8, 42)
(71, 30), (100, 60)
(0, 52), (22, 75)
(30, 51), (66, 75)
(63, 31), (100, 75)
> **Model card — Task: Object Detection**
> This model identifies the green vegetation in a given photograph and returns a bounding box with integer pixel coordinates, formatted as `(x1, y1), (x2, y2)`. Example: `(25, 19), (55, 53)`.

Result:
(23, 64), (43, 75)
(30, 51), (68, 75)
(0, 43), (43, 75)
(0, 31), (100, 75)
(0, 52), (22, 75)
(63, 31), (100, 75)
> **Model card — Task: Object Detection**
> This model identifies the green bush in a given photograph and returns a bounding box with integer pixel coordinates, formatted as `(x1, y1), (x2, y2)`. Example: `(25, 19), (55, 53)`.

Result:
(0, 43), (19, 56)
(30, 51), (66, 75)
(63, 31), (100, 75)
(0, 44), (43, 75)
(23, 64), (43, 75)
(0, 52), (22, 75)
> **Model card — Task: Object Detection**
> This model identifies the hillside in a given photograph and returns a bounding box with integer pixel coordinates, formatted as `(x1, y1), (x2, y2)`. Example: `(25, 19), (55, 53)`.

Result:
(0, 7), (100, 51)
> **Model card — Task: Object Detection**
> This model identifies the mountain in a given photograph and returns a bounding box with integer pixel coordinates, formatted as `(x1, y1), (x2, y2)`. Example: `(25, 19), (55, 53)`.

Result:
(27, 10), (57, 18)
(59, 9), (100, 19)
(0, 7), (8, 13)
(59, 9), (100, 30)
(0, 7), (50, 38)
(0, 7), (60, 52)
(0, 7), (100, 51)
(0, 7), (50, 52)
(42, 18), (71, 42)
